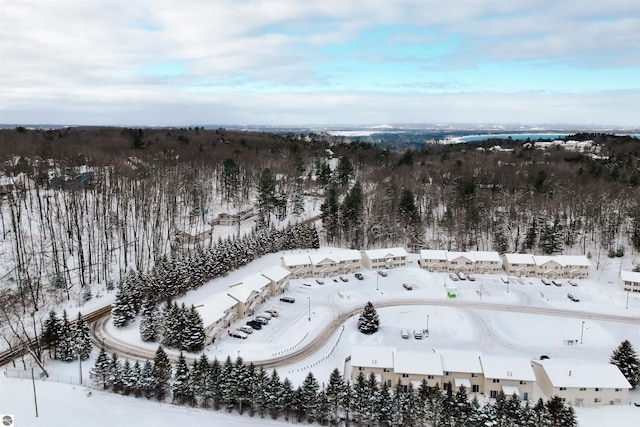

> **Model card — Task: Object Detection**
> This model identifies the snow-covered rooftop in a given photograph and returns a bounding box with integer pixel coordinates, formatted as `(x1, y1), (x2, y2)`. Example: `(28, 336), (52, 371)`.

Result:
(335, 249), (362, 262)
(480, 355), (536, 381)
(503, 253), (534, 264)
(196, 293), (238, 327)
(227, 273), (271, 302)
(281, 254), (311, 267)
(533, 256), (565, 267)
(621, 270), (640, 283)
(439, 350), (483, 374)
(420, 249), (447, 260)
(393, 351), (443, 376)
(364, 247), (408, 259)
(471, 251), (501, 263)
(447, 251), (474, 262)
(533, 360), (631, 389)
(351, 345), (395, 369)
(561, 255), (590, 267)
(309, 253), (338, 265)
(260, 265), (291, 282)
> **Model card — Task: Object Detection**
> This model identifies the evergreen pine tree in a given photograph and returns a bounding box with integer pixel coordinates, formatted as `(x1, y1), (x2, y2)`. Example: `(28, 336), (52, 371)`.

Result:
(454, 384), (472, 424)
(267, 369), (283, 420)
(220, 356), (236, 410)
(139, 298), (160, 342)
(90, 347), (110, 389)
(191, 354), (209, 402)
(131, 360), (142, 397)
(299, 372), (320, 423)
(121, 359), (133, 395)
(206, 358), (222, 409)
(251, 367), (270, 418)
(545, 395), (576, 427)
(357, 301), (380, 334)
(280, 377), (295, 421)
(108, 352), (123, 393)
(315, 388), (331, 425)
(610, 339), (640, 388)
(351, 372), (369, 423)
(183, 305), (205, 352)
(140, 360), (155, 399)
(376, 380), (393, 427)
(173, 352), (194, 405)
(57, 310), (75, 362)
(152, 346), (172, 400)
(161, 302), (181, 348)
(41, 310), (62, 358)
(326, 368), (347, 423)
(73, 312), (92, 360)
(532, 397), (547, 426)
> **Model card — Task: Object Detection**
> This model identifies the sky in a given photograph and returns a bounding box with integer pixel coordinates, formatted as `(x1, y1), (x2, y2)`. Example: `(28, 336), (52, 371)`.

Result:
(1, 0), (639, 126)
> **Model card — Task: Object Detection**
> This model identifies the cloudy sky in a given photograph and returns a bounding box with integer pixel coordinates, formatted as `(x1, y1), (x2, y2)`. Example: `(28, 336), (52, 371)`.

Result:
(1, 0), (639, 126)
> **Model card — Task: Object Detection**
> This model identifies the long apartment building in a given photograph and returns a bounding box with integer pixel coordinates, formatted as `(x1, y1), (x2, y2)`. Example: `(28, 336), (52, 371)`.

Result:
(502, 254), (590, 279)
(418, 250), (502, 274)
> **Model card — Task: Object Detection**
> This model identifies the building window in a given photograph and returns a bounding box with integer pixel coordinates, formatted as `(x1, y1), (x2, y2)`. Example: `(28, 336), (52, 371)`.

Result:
(383, 368), (390, 373)
(445, 372), (451, 376)
(615, 388), (622, 392)
(559, 387), (566, 391)
(520, 381), (527, 385)
(595, 388), (601, 392)
(492, 379), (500, 383)
(490, 390), (498, 398)
(427, 375), (434, 380)
(472, 385), (480, 393)
(594, 398), (601, 403)
(614, 399), (621, 403)
(579, 388), (586, 391)
(401, 373), (409, 378)
(358, 367), (364, 371)
(471, 373), (478, 378)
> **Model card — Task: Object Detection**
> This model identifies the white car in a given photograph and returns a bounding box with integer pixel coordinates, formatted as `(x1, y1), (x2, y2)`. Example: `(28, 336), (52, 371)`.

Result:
(264, 309), (279, 317)
(414, 329), (423, 339)
(237, 326), (253, 334)
(228, 329), (248, 339)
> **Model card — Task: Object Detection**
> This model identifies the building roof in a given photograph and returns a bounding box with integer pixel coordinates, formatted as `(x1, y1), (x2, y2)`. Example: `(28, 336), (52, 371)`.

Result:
(621, 270), (640, 283)
(260, 265), (291, 282)
(439, 350), (483, 374)
(420, 249), (448, 260)
(502, 253), (535, 265)
(447, 251), (475, 262)
(281, 254), (311, 267)
(336, 249), (362, 262)
(227, 273), (271, 303)
(533, 360), (631, 389)
(393, 351), (443, 376)
(480, 356), (536, 381)
(351, 345), (396, 369)
(533, 256), (565, 267)
(561, 255), (590, 267)
(309, 253), (339, 265)
(471, 251), (501, 263)
(195, 293), (238, 327)
(364, 247), (408, 260)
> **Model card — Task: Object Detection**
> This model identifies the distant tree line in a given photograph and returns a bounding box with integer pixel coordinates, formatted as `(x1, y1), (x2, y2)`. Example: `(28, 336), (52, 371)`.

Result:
(91, 348), (578, 426)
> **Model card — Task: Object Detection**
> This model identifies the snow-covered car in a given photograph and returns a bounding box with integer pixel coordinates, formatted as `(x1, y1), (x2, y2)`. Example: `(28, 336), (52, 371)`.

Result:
(280, 296), (295, 303)
(501, 276), (509, 284)
(457, 272), (467, 280)
(402, 283), (413, 290)
(257, 312), (272, 320)
(414, 329), (423, 339)
(264, 309), (279, 317)
(467, 274), (476, 281)
(354, 273), (364, 280)
(316, 279), (325, 285)
(542, 278), (551, 286)
(253, 317), (269, 325)
(378, 270), (387, 277)
(228, 329), (247, 339)
(449, 273), (459, 281)
(401, 329), (409, 339)
(568, 280), (578, 287)
(237, 326), (253, 334)
(567, 293), (579, 302)
(339, 275), (349, 282)
(552, 280), (562, 287)
(246, 320), (262, 330)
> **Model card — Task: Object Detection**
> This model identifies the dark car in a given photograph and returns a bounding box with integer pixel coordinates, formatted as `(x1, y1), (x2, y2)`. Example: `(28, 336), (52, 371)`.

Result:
(246, 320), (262, 330)
(403, 283), (413, 290)
(355, 273), (364, 280)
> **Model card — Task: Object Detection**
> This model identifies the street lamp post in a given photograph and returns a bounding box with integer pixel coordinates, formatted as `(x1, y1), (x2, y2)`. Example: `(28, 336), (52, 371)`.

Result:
(626, 290), (630, 309)
(427, 314), (430, 334)
(580, 321), (585, 344)
(307, 297), (311, 321)
(376, 273), (379, 291)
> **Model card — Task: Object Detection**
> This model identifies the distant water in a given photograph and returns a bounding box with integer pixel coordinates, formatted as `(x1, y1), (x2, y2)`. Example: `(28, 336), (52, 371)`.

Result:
(459, 133), (568, 142)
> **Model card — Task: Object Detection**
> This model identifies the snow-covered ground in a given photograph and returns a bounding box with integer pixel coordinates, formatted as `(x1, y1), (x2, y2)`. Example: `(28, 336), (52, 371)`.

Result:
(3, 249), (640, 426)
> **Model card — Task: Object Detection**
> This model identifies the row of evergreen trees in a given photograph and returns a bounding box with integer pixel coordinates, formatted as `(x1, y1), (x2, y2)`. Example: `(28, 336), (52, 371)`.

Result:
(41, 310), (92, 362)
(91, 347), (577, 426)
(111, 222), (319, 336)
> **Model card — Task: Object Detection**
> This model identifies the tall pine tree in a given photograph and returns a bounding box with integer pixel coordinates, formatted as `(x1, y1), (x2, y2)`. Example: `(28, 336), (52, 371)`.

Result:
(357, 301), (380, 334)
(610, 340), (640, 388)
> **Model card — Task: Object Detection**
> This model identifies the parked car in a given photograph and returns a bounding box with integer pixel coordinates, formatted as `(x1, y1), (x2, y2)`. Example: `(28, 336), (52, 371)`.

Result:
(253, 317), (269, 325)
(568, 280), (578, 287)
(552, 280), (562, 287)
(316, 279), (325, 285)
(414, 329), (423, 339)
(264, 309), (279, 317)
(467, 274), (476, 281)
(246, 320), (262, 330)
(402, 283), (413, 290)
(355, 273), (364, 280)
(237, 326), (253, 334)
(280, 296), (295, 303)
(303, 283), (312, 287)
(228, 329), (248, 339)
(539, 354), (550, 360)
(567, 293), (580, 302)
(378, 270), (388, 277)
(501, 276), (509, 284)
(457, 272), (467, 280)
(401, 329), (409, 339)
(449, 273), (459, 281)
(542, 278), (551, 286)
(257, 312), (272, 320)
(339, 275), (349, 282)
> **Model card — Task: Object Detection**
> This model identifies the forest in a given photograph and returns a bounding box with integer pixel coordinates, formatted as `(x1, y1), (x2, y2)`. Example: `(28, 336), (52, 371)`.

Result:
(1, 126), (639, 331)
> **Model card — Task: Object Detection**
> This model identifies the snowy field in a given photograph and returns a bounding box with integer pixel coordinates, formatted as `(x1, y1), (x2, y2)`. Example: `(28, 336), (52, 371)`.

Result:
(3, 248), (640, 426)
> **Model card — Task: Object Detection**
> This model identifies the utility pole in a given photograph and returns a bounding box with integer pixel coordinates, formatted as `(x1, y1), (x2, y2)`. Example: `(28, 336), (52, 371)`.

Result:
(307, 297), (311, 321)
(580, 321), (585, 344)
(31, 367), (39, 417)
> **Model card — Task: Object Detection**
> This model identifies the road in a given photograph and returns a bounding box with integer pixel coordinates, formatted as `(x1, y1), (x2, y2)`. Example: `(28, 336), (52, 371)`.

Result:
(89, 297), (640, 369)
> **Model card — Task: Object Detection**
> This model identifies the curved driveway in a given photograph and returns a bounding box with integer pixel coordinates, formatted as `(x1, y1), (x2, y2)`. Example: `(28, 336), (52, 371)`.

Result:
(91, 298), (640, 369)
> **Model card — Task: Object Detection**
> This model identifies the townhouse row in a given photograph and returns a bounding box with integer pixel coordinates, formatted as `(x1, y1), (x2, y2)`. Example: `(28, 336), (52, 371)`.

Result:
(621, 270), (640, 293)
(419, 250), (591, 279)
(350, 345), (630, 407)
